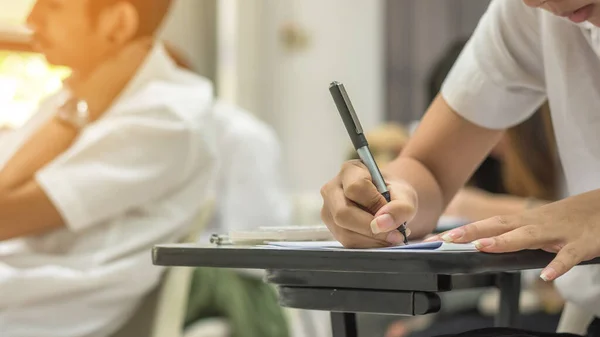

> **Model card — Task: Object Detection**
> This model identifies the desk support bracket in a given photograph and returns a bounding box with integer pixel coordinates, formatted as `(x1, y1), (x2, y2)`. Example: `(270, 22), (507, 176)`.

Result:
(495, 272), (521, 327)
(331, 312), (358, 337)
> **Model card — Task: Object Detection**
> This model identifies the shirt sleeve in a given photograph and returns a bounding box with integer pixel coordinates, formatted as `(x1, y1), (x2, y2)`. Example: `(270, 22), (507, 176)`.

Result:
(441, 0), (547, 129)
(219, 126), (291, 232)
(35, 110), (201, 232)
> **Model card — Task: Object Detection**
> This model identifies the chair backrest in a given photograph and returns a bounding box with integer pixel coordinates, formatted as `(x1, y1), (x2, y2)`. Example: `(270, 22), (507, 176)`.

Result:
(557, 302), (595, 335)
(150, 198), (217, 337)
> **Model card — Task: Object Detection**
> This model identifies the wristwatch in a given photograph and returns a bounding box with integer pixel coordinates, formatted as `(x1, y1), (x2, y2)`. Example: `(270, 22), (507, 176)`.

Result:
(56, 97), (90, 130)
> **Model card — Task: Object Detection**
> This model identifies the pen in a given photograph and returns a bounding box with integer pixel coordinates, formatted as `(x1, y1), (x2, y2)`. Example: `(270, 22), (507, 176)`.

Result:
(329, 81), (408, 245)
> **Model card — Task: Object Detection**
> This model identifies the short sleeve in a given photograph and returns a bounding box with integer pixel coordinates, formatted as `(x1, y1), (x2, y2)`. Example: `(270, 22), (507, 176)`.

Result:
(441, 0), (546, 129)
(219, 124), (291, 232)
(35, 110), (200, 232)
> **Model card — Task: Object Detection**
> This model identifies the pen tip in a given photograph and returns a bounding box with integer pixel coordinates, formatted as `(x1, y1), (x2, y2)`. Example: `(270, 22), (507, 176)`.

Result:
(329, 81), (341, 88)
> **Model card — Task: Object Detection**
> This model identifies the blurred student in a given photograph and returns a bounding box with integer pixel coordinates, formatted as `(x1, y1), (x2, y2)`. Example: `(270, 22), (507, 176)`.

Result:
(0, 1), (217, 336)
(165, 44), (292, 337)
(165, 44), (291, 239)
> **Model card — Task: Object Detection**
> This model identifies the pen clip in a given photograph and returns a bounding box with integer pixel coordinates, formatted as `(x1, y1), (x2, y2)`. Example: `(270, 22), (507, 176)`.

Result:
(331, 82), (363, 134)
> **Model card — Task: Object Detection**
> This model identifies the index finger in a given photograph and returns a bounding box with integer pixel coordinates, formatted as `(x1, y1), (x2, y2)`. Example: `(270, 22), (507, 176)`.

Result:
(433, 215), (519, 243)
(340, 160), (388, 215)
(326, 176), (404, 245)
(471, 225), (558, 253)
(540, 243), (586, 281)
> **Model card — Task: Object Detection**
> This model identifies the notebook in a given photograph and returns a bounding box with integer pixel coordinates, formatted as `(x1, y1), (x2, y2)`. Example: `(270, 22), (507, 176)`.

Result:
(263, 241), (477, 252)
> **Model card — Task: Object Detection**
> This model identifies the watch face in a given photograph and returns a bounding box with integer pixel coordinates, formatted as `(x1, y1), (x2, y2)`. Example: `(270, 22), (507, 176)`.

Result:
(75, 100), (89, 119)
(58, 98), (89, 129)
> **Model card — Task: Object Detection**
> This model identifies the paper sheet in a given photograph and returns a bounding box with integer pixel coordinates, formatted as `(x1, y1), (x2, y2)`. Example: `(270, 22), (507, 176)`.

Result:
(264, 241), (477, 252)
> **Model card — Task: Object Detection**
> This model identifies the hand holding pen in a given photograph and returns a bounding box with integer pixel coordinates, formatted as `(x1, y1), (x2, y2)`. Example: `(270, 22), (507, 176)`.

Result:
(320, 82), (416, 248)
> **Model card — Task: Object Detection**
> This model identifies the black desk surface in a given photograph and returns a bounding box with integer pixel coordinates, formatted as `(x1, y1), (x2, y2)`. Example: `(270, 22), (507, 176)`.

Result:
(152, 244), (576, 274)
(153, 244), (600, 320)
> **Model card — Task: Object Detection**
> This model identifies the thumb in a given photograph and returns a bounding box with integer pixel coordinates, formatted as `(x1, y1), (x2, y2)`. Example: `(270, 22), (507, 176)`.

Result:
(370, 181), (417, 234)
(540, 243), (585, 282)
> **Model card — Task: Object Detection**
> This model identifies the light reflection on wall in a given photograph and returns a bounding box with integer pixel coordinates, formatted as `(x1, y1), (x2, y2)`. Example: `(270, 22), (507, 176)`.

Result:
(0, 51), (70, 129)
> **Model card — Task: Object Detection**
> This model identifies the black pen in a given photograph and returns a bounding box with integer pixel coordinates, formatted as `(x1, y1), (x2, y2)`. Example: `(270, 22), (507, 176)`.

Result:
(329, 81), (408, 245)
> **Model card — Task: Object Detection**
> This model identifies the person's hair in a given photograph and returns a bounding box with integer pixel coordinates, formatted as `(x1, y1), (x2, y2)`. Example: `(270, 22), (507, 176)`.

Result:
(428, 39), (559, 200)
(88, 0), (173, 38)
(428, 39), (469, 104)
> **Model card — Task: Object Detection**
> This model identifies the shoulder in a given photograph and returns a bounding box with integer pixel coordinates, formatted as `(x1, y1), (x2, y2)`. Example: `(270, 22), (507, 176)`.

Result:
(116, 73), (214, 122)
(485, 0), (541, 22)
(95, 73), (217, 154)
(473, 0), (543, 53)
(212, 101), (279, 151)
(68, 75), (217, 169)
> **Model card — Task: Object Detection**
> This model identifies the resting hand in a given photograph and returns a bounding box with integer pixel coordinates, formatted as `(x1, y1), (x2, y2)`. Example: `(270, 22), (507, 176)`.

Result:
(320, 160), (417, 248)
(427, 190), (600, 281)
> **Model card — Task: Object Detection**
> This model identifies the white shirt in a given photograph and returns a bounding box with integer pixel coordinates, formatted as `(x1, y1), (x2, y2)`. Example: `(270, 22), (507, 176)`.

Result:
(204, 101), (290, 237)
(442, 0), (600, 317)
(0, 44), (216, 337)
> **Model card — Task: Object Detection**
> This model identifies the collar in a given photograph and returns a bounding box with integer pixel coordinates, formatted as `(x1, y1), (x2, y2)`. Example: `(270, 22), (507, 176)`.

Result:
(116, 42), (176, 103)
(577, 21), (600, 59)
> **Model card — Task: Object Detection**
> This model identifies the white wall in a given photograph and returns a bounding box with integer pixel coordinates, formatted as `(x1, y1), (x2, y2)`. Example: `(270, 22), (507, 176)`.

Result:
(232, 0), (385, 194)
(0, 1), (34, 23)
(160, 0), (217, 81)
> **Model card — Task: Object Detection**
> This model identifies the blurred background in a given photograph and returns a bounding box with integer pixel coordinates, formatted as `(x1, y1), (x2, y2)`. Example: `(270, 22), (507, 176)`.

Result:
(0, 0), (490, 196)
(2, 2), (569, 337)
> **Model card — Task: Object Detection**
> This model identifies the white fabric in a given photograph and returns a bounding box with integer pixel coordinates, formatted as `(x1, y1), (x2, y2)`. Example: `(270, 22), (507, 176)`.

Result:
(201, 101), (291, 240)
(441, 0), (600, 318)
(557, 302), (595, 335)
(0, 44), (217, 337)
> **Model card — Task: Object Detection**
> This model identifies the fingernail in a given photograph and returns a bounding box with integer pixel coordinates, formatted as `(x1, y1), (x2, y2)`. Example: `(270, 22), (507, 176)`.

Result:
(540, 267), (557, 282)
(370, 214), (396, 234)
(473, 238), (494, 250)
(441, 229), (465, 242)
(385, 231), (405, 245)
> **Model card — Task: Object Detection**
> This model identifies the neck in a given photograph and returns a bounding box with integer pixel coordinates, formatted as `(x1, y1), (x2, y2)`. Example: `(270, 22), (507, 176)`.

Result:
(68, 46), (123, 89)
(70, 65), (97, 84)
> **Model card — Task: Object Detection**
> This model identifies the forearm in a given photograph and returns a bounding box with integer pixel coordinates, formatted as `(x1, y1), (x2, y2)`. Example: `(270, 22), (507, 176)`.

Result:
(487, 194), (548, 215)
(0, 119), (77, 192)
(0, 180), (63, 240)
(383, 96), (504, 238)
(453, 189), (548, 222)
